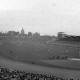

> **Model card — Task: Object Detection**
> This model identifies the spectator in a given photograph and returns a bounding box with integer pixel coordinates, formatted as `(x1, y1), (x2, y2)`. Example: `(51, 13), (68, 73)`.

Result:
(0, 66), (75, 80)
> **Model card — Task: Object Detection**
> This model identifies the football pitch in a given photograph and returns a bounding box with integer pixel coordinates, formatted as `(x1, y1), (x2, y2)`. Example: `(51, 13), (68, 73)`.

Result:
(0, 40), (80, 61)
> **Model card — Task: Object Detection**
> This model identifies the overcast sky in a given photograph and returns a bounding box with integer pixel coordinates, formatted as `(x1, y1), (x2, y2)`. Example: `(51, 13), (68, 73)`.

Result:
(0, 0), (80, 35)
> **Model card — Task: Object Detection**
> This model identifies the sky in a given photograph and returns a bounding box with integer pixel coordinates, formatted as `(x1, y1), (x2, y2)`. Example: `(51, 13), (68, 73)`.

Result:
(0, 0), (80, 36)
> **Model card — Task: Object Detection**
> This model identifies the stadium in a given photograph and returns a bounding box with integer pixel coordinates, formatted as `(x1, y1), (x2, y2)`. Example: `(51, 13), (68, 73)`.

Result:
(0, 29), (80, 80)
(0, 0), (80, 79)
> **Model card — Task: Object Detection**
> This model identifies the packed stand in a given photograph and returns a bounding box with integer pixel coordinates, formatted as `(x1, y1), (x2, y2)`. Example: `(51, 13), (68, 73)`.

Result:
(0, 66), (79, 80)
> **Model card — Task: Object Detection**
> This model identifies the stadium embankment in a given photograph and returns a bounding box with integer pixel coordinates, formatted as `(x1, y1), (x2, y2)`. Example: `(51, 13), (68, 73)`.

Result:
(0, 55), (80, 79)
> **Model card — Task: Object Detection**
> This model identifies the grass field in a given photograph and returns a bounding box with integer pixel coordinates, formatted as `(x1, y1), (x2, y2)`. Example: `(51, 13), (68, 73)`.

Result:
(46, 42), (80, 58)
(0, 40), (50, 60)
(0, 39), (80, 61)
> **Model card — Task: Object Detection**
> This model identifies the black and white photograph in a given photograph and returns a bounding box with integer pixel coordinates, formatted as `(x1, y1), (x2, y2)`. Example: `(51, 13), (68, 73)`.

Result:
(0, 0), (80, 80)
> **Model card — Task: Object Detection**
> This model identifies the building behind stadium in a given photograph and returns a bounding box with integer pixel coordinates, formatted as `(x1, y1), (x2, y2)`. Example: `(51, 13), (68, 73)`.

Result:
(58, 32), (80, 42)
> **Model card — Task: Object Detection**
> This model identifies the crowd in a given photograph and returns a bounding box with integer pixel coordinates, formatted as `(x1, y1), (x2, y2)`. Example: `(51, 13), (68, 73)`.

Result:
(0, 66), (79, 80)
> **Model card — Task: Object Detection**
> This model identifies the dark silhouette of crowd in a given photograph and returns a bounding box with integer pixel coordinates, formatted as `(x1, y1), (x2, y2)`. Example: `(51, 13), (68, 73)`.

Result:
(0, 66), (79, 80)
(52, 55), (68, 60)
